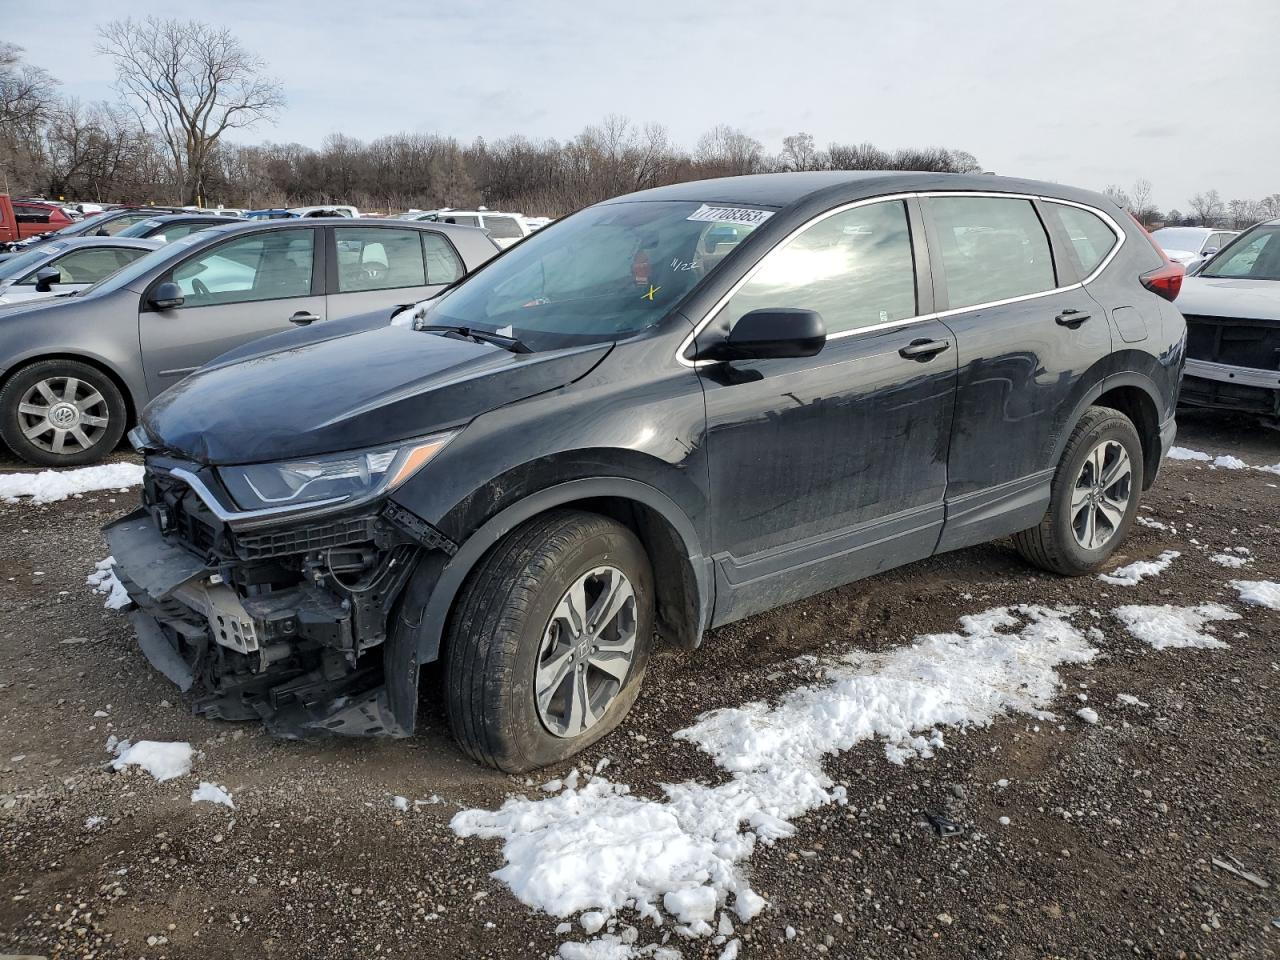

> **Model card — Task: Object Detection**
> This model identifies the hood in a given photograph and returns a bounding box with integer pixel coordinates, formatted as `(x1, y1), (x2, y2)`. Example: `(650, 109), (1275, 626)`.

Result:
(142, 324), (611, 464)
(1177, 276), (1280, 322)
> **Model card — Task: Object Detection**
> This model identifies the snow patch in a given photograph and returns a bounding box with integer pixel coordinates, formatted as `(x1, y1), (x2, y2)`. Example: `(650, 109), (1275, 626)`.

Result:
(1112, 604), (1239, 650)
(452, 606), (1096, 944)
(110, 740), (193, 782)
(1209, 455), (1248, 470)
(1229, 580), (1280, 611)
(0, 462), (143, 504)
(1210, 552), (1252, 569)
(1166, 446), (1211, 462)
(1075, 707), (1099, 724)
(87, 557), (131, 610)
(191, 782), (234, 808)
(1098, 550), (1179, 586)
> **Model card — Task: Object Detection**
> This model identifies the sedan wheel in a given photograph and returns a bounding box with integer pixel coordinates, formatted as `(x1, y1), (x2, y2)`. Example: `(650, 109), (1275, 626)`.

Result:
(17, 375), (112, 457)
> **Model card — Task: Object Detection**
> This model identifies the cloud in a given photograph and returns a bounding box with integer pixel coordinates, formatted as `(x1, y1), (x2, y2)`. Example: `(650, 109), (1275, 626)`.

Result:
(1134, 125), (1180, 139)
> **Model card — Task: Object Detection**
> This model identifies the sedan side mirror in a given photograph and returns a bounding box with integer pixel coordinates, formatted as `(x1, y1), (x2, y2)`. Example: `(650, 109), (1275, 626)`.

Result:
(149, 281), (185, 311)
(1201, 247), (1219, 257)
(693, 308), (827, 362)
(33, 266), (62, 293)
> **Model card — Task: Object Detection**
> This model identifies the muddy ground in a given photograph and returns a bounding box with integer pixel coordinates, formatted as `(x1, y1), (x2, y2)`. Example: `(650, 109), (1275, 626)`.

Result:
(1, 410), (1277, 960)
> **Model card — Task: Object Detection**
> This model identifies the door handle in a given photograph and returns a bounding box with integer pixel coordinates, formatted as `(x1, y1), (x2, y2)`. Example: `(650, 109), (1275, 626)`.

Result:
(1055, 309), (1091, 328)
(899, 338), (951, 361)
(289, 311), (320, 326)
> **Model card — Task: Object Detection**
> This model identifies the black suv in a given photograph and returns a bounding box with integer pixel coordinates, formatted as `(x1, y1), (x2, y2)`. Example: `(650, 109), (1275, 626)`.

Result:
(107, 172), (1187, 771)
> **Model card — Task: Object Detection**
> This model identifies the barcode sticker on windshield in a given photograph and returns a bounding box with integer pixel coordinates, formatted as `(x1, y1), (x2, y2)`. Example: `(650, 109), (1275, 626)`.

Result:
(686, 204), (773, 226)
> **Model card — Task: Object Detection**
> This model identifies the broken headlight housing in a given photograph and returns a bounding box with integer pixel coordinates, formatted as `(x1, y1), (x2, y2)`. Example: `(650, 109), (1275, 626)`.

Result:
(218, 432), (456, 511)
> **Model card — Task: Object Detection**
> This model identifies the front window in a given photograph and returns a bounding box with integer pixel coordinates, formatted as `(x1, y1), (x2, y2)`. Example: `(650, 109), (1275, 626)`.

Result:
(19, 246), (148, 285)
(1200, 226), (1280, 281)
(1152, 227), (1210, 255)
(421, 200), (769, 349)
(171, 228), (315, 306)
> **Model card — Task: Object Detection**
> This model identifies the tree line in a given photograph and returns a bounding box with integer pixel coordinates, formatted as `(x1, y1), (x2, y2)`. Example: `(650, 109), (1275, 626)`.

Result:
(2, 21), (1276, 226)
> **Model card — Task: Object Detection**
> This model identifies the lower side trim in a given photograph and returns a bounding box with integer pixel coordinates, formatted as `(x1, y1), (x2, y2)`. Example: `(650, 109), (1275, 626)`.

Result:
(935, 470), (1053, 555)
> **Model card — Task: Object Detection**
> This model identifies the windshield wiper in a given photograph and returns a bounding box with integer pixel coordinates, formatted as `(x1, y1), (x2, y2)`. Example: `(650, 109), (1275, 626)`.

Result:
(416, 323), (532, 354)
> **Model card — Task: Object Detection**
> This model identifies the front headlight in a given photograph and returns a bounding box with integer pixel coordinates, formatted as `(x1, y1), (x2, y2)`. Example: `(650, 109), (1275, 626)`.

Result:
(218, 432), (455, 512)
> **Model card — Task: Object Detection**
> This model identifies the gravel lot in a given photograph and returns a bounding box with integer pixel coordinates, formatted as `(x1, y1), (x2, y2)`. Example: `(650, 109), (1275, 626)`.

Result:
(1, 411), (1277, 960)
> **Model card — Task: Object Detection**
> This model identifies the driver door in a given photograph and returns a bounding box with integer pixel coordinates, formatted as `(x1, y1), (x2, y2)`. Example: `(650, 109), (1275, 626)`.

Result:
(138, 226), (326, 396)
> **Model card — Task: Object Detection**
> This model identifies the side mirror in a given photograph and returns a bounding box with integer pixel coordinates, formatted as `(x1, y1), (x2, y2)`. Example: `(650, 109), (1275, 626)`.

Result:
(693, 308), (826, 362)
(1201, 247), (1219, 257)
(34, 267), (62, 293)
(149, 281), (185, 311)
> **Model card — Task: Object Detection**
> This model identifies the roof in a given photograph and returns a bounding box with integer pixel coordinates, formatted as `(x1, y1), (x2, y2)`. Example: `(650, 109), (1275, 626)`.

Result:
(606, 171), (1115, 211)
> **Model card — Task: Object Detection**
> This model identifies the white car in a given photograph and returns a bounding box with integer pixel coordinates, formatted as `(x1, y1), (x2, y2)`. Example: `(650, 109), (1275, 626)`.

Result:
(1176, 219), (1280, 420)
(290, 204), (359, 218)
(1152, 226), (1239, 271)
(400, 208), (532, 248)
(0, 236), (162, 304)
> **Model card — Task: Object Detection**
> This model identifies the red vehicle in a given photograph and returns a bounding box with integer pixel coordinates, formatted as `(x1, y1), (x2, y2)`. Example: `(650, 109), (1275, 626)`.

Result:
(0, 196), (75, 247)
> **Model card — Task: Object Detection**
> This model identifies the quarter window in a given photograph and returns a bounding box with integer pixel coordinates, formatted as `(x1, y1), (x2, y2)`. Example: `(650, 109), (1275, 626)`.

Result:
(423, 232), (464, 284)
(929, 196), (1055, 309)
(485, 216), (523, 240)
(1050, 203), (1119, 278)
(719, 200), (917, 336)
(172, 229), (315, 306)
(334, 227), (427, 291)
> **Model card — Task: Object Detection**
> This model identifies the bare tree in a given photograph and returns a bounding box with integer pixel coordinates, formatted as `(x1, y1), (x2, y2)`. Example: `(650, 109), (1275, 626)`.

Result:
(780, 132), (820, 171)
(1188, 189), (1223, 227)
(0, 42), (57, 129)
(97, 17), (283, 205)
(1103, 184), (1130, 210)
(694, 124), (764, 176)
(1127, 178), (1159, 226)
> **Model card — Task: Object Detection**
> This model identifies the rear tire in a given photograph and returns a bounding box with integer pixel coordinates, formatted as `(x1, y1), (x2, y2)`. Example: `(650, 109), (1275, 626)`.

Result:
(0, 359), (128, 467)
(444, 510), (654, 772)
(1014, 406), (1144, 576)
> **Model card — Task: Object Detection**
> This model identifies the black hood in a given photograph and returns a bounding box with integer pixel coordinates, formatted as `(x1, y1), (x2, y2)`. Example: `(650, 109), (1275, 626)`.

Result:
(142, 324), (611, 464)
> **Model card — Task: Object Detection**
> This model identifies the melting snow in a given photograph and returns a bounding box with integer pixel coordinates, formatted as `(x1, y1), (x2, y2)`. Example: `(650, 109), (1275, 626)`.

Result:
(1166, 447), (1212, 462)
(1229, 580), (1280, 611)
(1112, 604), (1239, 650)
(110, 740), (194, 782)
(0, 462), (143, 504)
(1075, 707), (1099, 724)
(452, 606), (1096, 947)
(191, 782), (234, 808)
(1210, 551), (1252, 569)
(87, 557), (131, 610)
(1098, 550), (1180, 586)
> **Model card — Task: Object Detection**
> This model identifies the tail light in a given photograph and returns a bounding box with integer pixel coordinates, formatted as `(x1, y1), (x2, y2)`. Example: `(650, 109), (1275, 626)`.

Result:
(1127, 211), (1184, 301)
(1140, 261), (1184, 301)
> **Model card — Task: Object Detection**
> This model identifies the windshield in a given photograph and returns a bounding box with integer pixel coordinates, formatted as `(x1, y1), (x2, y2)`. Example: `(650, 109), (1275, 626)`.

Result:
(1151, 227), (1209, 253)
(0, 242), (66, 281)
(75, 230), (212, 297)
(420, 200), (771, 350)
(1200, 226), (1280, 281)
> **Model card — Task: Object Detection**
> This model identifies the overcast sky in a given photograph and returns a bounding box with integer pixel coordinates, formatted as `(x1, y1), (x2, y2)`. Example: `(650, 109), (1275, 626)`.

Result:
(8, 0), (1277, 211)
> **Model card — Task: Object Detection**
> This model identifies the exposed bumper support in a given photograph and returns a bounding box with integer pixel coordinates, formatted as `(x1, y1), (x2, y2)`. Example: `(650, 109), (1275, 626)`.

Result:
(1185, 358), (1280, 390)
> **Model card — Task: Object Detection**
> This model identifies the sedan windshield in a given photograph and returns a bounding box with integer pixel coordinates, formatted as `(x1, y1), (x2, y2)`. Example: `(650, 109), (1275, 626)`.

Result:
(419, 200), (770, 350)
(1199, 226), (1280, 281)
(1151, 227), (1209, 253)
(0, 242), (66, 281)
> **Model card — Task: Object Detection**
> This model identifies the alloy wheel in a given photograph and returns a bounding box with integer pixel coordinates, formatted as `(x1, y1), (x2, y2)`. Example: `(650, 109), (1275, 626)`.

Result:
(16, 376), (112, 456)
(535, 565), (638, 739)
(1070, 439), (1132, 550)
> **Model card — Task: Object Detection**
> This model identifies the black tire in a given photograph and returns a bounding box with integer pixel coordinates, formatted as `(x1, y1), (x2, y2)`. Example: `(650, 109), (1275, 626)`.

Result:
(1014, 406), (1145, 576)
(445, 512), (655, 773)
(444, 510), (655, 772)
(0, 359), (128, 467)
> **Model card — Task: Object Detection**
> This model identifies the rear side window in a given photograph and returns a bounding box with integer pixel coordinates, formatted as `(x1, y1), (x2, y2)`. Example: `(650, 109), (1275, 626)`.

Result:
(1049, 203), (1119, 278)
(928, 197), (1055, 309)
(442, 214), (480, 227)
(334, 227), (427, 291)
(485, 216), (523, 240)
(423, 232), (464, 284)
(720, 199), (917, 336)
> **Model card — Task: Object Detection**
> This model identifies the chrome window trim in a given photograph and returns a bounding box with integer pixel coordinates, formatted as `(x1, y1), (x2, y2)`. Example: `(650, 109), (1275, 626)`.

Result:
(677, 190), (1127, 368)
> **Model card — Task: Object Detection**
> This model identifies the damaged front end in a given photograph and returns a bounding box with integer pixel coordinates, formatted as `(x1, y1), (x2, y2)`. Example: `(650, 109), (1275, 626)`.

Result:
(105, 458), (455, 738)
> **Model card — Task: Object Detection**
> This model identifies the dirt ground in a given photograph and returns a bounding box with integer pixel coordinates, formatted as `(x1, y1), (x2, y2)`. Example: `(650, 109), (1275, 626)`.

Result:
(1, 410), (1277, 960)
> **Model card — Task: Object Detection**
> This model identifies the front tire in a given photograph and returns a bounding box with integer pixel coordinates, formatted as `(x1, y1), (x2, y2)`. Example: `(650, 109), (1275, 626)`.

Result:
(1014, 406), (1144, 576)
(0, 360), (128, 466)
(444, 510), (654, 772)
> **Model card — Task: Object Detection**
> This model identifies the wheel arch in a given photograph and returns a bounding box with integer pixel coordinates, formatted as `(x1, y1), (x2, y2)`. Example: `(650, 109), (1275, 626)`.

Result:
(0, 352), (141, 427)
(1052, 372), (1166, 490)
(396, 476), (714, 673)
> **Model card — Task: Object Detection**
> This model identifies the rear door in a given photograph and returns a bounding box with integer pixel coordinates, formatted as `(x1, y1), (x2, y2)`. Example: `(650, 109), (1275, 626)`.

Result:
(923, 193), (1114, 552)
(138, 226), (325, 395)
(325, 225), (464, 319)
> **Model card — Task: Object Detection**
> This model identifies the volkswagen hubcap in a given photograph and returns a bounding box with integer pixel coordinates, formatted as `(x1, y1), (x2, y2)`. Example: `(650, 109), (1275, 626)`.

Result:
(535, 565), (638, 739)
(16, 376), (111, 456)
(1070, 439), (1132, 551)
